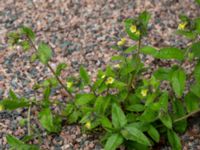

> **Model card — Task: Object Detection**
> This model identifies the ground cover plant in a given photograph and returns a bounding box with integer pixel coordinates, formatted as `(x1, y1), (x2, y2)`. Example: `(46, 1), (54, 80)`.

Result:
(1, 1), (200, 150)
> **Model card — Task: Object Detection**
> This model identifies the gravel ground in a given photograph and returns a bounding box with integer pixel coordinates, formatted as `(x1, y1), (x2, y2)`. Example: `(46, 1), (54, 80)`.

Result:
(0, 0), (200, 149)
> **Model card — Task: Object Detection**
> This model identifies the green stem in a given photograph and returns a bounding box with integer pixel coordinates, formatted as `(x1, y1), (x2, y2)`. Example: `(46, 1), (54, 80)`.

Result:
(128, 39), (141, 91)
(27, 104), (31, 136)
(89, 84), (98, 97)
(28, 37), (73, 99)
(173, 109), (200, 123)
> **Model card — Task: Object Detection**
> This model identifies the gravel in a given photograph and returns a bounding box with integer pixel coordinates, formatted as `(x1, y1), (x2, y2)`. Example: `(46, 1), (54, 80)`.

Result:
(0, 0), (200, 149)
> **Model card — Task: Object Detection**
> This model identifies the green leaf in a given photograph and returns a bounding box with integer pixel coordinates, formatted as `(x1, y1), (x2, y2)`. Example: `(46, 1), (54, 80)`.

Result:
(171, 69), (186, 98)
(147, 125), (160, 143)
(124, 45), (137, 53)
(139, 107), (158, 122)
(176, 30), (197, 39)
(20, 26), (35, 40)
(194, 18), (200, 33)
(151, 92), (169, 112)
(140, 46), (157, 56)
(104, 133), (123, 150)
(126, 122), (150, 132)
(55, 63), (67, 76)
(79, 112), (91, 124)
(155, 47), (184, 60)
(185, 92), (200, 113)
(75, 93), (95, 105)
(138, 11), (151, 27)
(167, 130), (182, 150)
(191, 82), (200, 97)
(43, 87), (51, 102)
(20, 40), (30, 51)
(0, 99), (29, 110)
(94, 96), (110, 115)
(80, 66), (90, 85)
(125, 141), (148, 150)
(6, 134), (39, 150)
(159, 92), (169, 111)
(126, 104), (145, 112)
(68, 110), (80, 124)
(194, 61), (200, 82)
(195, 0), (200, 5)
(9, 89), (18, 100)
(101, 116), (113, 130)
(30, 54), (38, 62)
(38, 108), (61, 133)
(121, 125), (151, 146)
(111, 55), (125, 61)
(159, 112), (172, 129)
(112, 103), (127, 129)
(191, 42), (200, 58)
(172, 100), (187, 133)
(37, 43), (52, 64)
(62, 103), (74, 116)
(153, 67), (174, 81)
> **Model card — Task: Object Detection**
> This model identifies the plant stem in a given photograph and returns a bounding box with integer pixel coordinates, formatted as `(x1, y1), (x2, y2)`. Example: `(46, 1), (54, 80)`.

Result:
(89, 84), (98, 97)
(137, 38), (141, 56)
(128, 39), (142, 91)
(27, 104), (31, 136)
(173, 109), (200, 123)
(28, 37), (73, 99)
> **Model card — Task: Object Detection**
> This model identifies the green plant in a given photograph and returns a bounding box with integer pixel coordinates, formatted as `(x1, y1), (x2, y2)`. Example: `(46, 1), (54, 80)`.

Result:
(1, 4), (200, 150)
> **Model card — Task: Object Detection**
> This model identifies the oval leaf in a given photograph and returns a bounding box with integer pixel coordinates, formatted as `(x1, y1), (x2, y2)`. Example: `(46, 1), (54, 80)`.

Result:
(121, 125), (151, 146)
(112, 103), (127, 129)
(105, 133), (123, 150)
(171, 69), (186, 98)
(37, 43), (52, 64)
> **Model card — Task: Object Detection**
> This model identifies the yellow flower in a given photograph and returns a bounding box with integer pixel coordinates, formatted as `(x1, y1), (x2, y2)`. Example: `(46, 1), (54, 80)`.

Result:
(85, 121), (91, 129)
(178, 22), (187, 30)
(130, 25), (137, 33)
(117, 38), (126, 46)
(141, 89), (148, 97)
(106, 77), (115, 85)
(101, 74), (106, 79)
(114, 64), (120, 69)
(66, 81), (73, 88)
(0, 104), (4, 111)
(135, 30), (141, 36)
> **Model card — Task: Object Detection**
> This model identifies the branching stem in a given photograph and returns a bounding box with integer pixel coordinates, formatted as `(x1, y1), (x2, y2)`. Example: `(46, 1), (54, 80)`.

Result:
(28, 37), (73, 99)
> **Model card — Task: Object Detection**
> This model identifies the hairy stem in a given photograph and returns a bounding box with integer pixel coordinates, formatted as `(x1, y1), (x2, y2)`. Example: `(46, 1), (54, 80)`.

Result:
(28, 37), (73, 99)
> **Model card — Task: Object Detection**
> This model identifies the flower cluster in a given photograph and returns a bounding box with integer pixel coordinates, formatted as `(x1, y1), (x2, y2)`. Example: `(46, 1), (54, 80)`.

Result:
(130, 25), (140, 36)
(117, 38), (126, 46)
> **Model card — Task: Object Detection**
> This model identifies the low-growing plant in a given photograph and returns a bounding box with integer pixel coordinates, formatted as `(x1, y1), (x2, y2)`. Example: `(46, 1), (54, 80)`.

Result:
(1, 2), (200, 150)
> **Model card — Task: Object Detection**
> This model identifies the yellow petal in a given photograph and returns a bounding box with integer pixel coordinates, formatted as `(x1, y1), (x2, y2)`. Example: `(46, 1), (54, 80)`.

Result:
(105, 77), (115, 85)
(141, 89), (148, 97)
(114, 64), (120, 69)
(0, 105), (4, 111)
(66, 82), (73, 88)
(178, 22), (187, 30)
(85, 121), (91, 129)
(130, 25), (137, 33)
(135, 30), (141, 36)
(117, 38), (126, 46)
